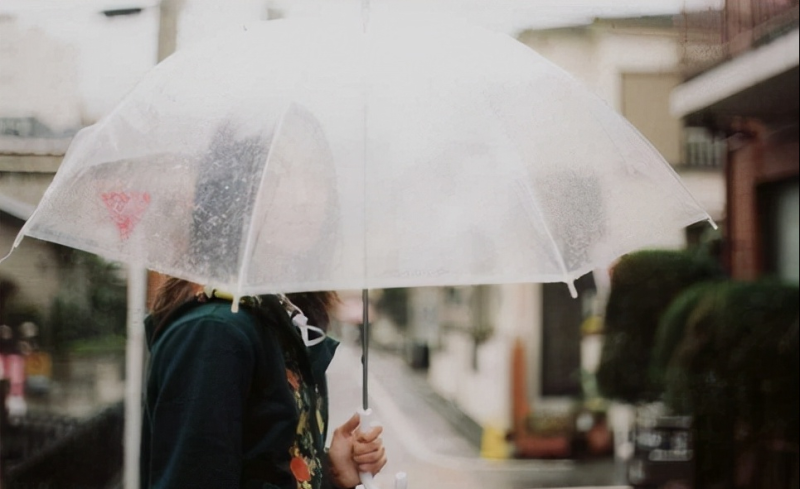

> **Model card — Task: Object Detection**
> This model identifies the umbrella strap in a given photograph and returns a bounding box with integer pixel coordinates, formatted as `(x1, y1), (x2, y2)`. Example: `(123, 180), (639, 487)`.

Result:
(276, 294), (327, 347)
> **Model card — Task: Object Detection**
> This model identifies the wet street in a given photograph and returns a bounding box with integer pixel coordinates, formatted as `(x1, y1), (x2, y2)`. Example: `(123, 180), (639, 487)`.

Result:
(15, 340), (628, 489)
(327, 342), (629, 489)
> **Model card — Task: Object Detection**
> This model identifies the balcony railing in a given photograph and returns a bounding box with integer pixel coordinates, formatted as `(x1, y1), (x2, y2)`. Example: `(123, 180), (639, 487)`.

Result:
(724, 0), (800, 55)
(678, 0), (798, 75)
(684, 127), (726, 169)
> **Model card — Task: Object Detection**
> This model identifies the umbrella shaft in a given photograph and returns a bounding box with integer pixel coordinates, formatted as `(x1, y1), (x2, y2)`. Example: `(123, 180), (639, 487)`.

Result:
(361, 288), (370, 411)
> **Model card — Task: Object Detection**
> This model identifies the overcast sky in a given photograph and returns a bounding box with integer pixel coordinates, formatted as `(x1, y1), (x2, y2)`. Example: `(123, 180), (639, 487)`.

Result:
(268, 0), (724, 33)
(4, 0), (725, 35)
(1, 0), (724, 127)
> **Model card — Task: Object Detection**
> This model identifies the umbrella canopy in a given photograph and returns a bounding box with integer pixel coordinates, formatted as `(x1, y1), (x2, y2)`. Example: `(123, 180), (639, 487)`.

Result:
(5, 15), (712, 299)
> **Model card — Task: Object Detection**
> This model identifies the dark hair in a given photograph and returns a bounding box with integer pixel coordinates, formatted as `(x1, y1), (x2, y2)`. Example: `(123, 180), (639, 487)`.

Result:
(150, 277), (338, 336)
(285, 291), (339, 331)
(150, 277), (198, 320)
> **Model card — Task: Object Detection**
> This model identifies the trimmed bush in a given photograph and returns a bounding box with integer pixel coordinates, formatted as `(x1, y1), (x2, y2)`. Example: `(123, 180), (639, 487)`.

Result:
(596, 250), (723, 403)
(662, 280), (798, 488)
(650, 280), (722, 409)
(664, 280), (798, 436)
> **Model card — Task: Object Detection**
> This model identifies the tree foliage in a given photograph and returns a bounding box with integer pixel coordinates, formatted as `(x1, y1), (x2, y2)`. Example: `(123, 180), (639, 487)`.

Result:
(375, 288), (409, 329)
(47, 251), (127, 352)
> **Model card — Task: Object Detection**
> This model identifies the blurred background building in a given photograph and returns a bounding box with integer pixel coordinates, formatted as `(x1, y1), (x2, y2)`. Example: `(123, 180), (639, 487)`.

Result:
(402, 11), (727, 460)
(672, 0), (798, 284)
(0, 0), (796, 488)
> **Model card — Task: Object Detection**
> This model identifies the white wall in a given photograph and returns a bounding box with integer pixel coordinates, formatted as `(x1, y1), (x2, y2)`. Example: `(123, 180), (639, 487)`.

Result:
(427, 283), (542, 432)
(520, 26), (682, 111)
(0, 21), (81, 131)
(680, 169), (726, 221)
(0, 1), (160, 127)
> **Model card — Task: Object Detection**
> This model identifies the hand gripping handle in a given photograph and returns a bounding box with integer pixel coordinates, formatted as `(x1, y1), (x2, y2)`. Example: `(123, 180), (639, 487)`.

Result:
(355, 409), (408, 489)
(357, 408), (378, 489)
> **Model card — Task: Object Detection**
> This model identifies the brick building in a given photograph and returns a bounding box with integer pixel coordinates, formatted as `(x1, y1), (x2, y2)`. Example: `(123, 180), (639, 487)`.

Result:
(672, 0), (799, 282)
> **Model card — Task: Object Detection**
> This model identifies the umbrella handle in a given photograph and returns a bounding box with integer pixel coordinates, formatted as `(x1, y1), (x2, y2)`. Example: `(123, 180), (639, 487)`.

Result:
(357, 408), (379, 489)
(356, 473), (408, 489)
(356, 410), (408, 489)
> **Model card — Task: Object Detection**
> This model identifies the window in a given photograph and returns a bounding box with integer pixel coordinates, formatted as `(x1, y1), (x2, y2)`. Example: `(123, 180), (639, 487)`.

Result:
(761, 179), (800, 283)
(621, 73), (683, 165)
(540, 273), (595, 397)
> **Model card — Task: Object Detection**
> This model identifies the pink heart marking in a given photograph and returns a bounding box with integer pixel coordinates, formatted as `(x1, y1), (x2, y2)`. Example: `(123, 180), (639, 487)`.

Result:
(101, 191), (151, 240)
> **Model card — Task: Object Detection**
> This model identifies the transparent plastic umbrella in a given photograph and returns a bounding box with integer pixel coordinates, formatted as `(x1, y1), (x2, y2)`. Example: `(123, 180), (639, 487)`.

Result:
(6, 15), (712, 298)
(2, 14), (713, 489)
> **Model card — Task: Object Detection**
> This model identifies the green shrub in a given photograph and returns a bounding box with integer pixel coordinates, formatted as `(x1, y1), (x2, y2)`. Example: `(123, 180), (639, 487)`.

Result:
(47, 251), (127, 353)
(650, 280), (722, 407)
(596, 249), (723, 403)
(375, 288), (409, 329)
(3, 302), (43, 330)
(660, 280), (798, 487)
(664, 280), (799, 437)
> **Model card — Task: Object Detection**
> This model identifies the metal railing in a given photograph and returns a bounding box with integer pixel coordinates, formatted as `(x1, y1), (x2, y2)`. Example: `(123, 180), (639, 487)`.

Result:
(724, 0), (800, 55)
(678, 0), (798, 76)
(2, 402), (123, 489)
(684, 128), (726, 169)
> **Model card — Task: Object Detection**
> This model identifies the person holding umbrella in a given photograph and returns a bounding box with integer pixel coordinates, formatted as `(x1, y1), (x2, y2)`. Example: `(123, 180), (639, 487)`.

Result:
(140, 278), (387, 489)
(138, 123), (385, 489)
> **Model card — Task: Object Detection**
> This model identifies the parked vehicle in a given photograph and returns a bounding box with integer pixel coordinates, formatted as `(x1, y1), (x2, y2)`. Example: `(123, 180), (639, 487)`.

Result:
(628, 414), (693, 489)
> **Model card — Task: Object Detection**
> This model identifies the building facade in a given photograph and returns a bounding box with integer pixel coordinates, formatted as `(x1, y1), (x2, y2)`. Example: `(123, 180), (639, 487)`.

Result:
(413, 15), (727, 458)
(671, 0), (799, 283)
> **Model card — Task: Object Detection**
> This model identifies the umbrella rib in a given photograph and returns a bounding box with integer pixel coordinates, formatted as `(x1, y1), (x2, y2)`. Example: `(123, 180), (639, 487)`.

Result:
(234, 104), (294, 307)
(588, 92), (717, 229)
(514, 179), (577, 298)
(490, 109), (578, 297)
(360, 31), (371, 412)
(484, 96), (578, 297)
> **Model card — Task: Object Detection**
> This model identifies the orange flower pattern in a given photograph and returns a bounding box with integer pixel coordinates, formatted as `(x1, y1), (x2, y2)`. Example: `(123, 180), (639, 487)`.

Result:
(285, 360), (324, 489)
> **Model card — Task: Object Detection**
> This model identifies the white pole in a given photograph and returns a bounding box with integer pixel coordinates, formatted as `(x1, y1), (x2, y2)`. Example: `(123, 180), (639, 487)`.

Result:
(124, 266), (148, 489)
(123, 0), (182, 483)
(0, 355), (3, 489)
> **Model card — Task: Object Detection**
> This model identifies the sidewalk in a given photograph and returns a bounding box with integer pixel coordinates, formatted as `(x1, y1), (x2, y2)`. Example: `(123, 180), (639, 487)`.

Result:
(327, 342), (630, 489)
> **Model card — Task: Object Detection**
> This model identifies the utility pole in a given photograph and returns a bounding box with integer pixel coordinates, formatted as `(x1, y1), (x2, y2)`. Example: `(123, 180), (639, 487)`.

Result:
(157, 0), (185, 62)
(123, 3), (185, 488)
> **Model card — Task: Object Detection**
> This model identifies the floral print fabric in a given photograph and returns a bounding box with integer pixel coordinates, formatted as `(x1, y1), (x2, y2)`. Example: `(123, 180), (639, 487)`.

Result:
(285, 357), (325, 489)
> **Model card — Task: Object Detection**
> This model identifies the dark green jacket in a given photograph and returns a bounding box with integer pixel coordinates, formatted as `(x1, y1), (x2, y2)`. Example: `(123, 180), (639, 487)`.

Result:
(140, 295), (339, 489)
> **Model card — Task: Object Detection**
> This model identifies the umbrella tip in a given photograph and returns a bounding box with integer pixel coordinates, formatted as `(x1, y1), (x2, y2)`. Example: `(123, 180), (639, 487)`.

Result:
(567, 280), (578, 299)
(0, 232), (25, 265)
